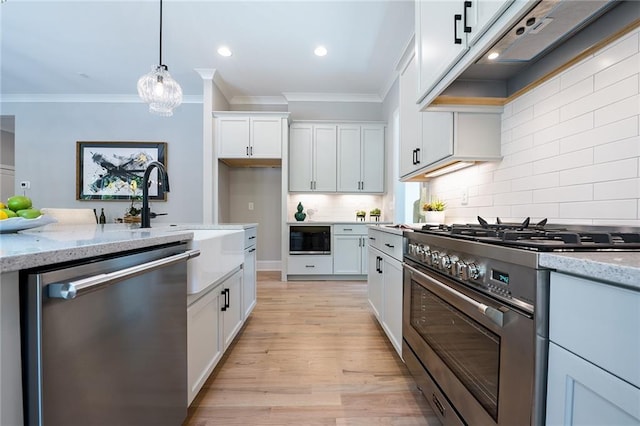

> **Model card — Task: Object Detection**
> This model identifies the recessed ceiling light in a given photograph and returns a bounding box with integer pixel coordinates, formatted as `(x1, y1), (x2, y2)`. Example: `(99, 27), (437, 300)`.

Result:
(217, 46), (232, 57)
(487, 52), (500, 60)
(314, 46), (328, 57)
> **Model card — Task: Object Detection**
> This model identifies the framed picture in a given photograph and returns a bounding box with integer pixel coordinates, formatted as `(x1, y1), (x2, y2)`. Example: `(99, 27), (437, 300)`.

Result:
(76, 141), (167, 201)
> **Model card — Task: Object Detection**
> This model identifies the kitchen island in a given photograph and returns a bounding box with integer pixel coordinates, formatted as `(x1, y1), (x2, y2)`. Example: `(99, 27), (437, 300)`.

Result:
(0, 222), (255, 425)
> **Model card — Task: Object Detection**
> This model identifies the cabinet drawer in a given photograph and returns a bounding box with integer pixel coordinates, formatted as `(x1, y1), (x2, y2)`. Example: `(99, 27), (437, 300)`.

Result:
(368, 228), (403, 261)
(244, 227), (257, 248)
(333, 224), (368, 235)
(550, 272), (640, 388)
(287, 255), (333, 275)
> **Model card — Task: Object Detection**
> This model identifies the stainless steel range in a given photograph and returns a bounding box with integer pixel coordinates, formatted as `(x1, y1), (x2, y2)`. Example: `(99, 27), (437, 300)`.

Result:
(402, 218), (640, 426)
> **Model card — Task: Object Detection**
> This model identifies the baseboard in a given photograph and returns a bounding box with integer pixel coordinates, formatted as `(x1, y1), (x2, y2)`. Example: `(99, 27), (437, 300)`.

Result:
(257, 260), (281, 271)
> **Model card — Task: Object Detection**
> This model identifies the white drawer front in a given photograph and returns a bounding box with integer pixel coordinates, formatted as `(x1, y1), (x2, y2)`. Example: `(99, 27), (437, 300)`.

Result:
(333, 223), (368, 235)
(550, 272), (640, 388)
(379, 233), (403, 261)
(288, 255), (333, 275)
(244, 227), (257, 248)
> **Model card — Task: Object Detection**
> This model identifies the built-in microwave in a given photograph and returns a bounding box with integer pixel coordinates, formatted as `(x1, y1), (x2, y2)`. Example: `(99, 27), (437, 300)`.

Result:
(289, 225), (331, 255)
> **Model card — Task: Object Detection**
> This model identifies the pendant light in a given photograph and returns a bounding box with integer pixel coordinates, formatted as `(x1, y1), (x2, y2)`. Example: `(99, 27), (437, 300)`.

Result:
(137, 0), (183, 116)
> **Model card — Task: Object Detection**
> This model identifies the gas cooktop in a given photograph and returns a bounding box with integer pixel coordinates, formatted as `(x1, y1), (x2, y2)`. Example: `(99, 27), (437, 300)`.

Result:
(415, 217), (640, 252)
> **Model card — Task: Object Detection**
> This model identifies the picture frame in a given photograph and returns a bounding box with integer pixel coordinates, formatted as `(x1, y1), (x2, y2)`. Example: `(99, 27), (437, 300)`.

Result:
(76, 141), (167, 201)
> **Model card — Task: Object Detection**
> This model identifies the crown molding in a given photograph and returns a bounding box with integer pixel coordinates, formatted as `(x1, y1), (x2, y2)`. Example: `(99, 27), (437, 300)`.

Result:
(229, 95), (288, 105)
(0, 93), (203, 104)
(282, 92), (382, 103)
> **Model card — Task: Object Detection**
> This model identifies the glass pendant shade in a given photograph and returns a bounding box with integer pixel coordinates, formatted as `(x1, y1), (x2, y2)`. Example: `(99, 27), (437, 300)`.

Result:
(137, 65), (183, 117)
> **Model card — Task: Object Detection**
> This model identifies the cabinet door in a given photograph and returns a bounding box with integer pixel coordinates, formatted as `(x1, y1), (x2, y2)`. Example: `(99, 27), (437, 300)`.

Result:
(313, 125), (337, 192)
(187, 286), (222, 405)
(359, 237), (368, 274)
(218, 117), (250, 158)
(289, 125), (314, 192)
(333, 235), (363, 275)
(242, 246), (257, 319)
(467, 0), (513, 47)
(546, 342), (640, 426)
(416, 0), (469, 102)
(250, 117), (282, 158)
(222, 270), (243, 350)
(336, 125), (362, 192)
(367, 247), (383, 320)
(361, 126), (384, 193)
(399, 55), (421, 178)
(381, 255), (403, 357)
(422, 111), (454, 166)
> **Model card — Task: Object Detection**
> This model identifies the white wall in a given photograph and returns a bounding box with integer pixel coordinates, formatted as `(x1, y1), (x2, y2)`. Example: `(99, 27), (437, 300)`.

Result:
(288, 101), (383, 121)
(286, 193), (384, 222)
(428, 28), (640, 226)
(2, 101), (203, 224)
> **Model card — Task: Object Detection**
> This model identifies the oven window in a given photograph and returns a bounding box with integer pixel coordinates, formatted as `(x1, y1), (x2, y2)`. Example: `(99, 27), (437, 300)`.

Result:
(410, 281), (500, 421)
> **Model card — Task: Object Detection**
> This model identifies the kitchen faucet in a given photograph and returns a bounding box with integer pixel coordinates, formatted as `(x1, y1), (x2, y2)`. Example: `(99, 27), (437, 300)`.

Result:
(141, 161), (170, 228)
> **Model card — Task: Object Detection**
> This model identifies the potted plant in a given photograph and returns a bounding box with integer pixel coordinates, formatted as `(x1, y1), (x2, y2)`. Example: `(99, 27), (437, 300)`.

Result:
(356, 210), (366, 221)
(124, 180), (142, 223)
(369, 208), (381, 221)
(422, 198), (446, 224)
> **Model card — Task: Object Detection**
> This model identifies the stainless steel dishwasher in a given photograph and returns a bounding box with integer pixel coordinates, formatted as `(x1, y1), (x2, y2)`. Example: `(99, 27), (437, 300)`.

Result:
(20, 242), (200, 426)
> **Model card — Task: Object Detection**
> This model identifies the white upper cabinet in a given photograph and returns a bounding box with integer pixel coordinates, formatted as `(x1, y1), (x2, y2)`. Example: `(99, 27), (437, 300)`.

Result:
(399, 54), (422, 178)
(337, 123), (385, 193)
(415, 0), (525, 106)
(289, 123), (337, 192)
(215, 112), (288, 159)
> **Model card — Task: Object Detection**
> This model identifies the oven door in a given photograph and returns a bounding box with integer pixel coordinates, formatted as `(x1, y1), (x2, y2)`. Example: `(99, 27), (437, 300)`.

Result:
(403, 261), (535, 426)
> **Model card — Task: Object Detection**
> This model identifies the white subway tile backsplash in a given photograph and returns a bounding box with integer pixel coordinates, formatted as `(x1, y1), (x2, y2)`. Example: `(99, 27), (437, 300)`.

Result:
(512, 109), (560, 141)
(595, 53), (640, 91)
(533, 148), (593, 175)
(559, 200), (637, 219)
(560, 116), (638, 154)
(533, 184), (592, 203)
(427, 29), (640, 226)
(533, 113), (593, 146)
(593, 178), (640, 201)
(559, 158), (638, 186)
(594, 135), (640, 163)
(534, 77), (593, 118)
(511, 172), (559, 192)
(560, 75), (638, 122)
(594, 92), (640, 127)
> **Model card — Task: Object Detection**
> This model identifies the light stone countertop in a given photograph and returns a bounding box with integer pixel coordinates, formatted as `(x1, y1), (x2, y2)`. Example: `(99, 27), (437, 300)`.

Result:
(287, 221), (393, 225)
(0, 223), (257, 273)
(539, 252), (640, 290)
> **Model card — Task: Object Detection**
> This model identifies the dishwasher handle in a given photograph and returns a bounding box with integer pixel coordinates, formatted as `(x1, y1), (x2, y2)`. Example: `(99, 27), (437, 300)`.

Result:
(48, 249), (200, 300)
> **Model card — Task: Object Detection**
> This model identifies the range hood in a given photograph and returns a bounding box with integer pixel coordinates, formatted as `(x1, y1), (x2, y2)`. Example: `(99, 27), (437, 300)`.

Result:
(478, 0), (616, 65)
(443, 0), (638, 100)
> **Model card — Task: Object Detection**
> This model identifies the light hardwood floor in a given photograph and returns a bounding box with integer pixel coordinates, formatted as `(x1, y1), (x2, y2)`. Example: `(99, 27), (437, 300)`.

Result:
(184, 271), (438, 426)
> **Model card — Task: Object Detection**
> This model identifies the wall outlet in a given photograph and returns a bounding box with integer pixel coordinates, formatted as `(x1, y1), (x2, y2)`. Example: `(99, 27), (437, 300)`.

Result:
(20, 181), (31, 189)
(461, 188), (469, 205)
(248, 202), (254, 211)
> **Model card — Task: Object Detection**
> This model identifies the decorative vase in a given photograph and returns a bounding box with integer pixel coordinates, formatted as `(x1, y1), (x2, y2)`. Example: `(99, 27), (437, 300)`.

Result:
(370, 214), (380, 222)
(356, 214), (366, 222)
(424, 211), (445, 224)
(294, 202), (306, 221)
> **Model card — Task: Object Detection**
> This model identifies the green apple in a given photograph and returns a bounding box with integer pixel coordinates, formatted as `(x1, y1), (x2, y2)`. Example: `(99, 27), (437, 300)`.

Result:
(7, 195), (32, 212)
(16, 208), (41, 219)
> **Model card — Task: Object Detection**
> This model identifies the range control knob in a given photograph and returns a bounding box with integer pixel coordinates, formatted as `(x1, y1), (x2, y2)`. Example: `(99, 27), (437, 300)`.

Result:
(430, 251), (440, 267)
(440, 255), (452, 271)
(423, 248), (432, 263)
(454, 260), (467, 278)
(463, 263), (481, 280)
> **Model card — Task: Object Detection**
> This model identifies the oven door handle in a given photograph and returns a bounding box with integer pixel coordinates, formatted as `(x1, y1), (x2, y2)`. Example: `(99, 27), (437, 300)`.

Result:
(405, 264), (504, 327)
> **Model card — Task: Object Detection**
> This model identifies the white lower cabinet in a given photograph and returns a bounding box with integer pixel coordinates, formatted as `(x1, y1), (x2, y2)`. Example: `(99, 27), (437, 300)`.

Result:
(333, 224), (368, 275)
(288, 255), (333, 275)
(546, 272), (640, 424)
(367, 228), (403, 357)
(187, 281), (223, 405)
(221, 269), (243, 350)
(242, 227), (257, 319)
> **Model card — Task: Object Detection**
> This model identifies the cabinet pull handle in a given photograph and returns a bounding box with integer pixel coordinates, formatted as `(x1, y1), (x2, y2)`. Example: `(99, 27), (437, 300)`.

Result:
(416, 148), (420, 164)
(454, 14), (462, 44)
(463, 1), (472, 33)
(248, 236), (256, 240)
(250, 146), (253, 156)
(385, 243), (395, 248)
(413, 149), (418, 165)
(248, 248), (256, 253)
(343, 228), (353, 231)
(360, 181), (364, 190)
(221, 289), (227, 311)
(310, 181), (313, 190)
(432, 393), (446, 417)
(305, 265), (315, 268)
(226, 288), (230, 309)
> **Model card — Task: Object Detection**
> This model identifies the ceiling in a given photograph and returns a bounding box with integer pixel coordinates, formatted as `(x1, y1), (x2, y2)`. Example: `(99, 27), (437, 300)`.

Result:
(0, 0), (415, 105)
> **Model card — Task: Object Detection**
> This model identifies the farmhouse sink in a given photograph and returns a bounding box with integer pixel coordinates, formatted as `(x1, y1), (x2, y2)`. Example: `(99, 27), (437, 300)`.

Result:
(186, 229), (244, 294)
